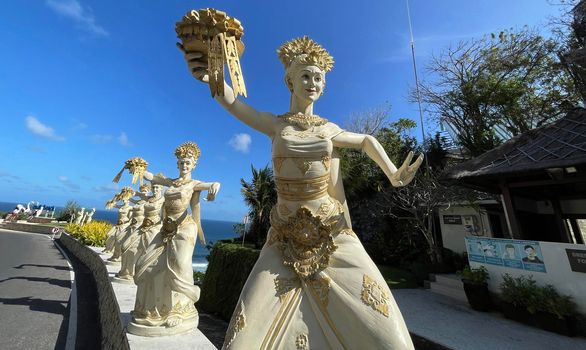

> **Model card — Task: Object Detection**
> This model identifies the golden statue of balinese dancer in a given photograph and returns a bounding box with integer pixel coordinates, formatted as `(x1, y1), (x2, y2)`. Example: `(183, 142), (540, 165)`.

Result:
(125, 142), (221, 336)
(178, 14), (422, 348)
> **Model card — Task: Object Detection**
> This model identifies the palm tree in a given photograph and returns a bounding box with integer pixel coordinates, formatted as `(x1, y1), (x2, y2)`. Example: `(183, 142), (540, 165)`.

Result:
(240, 165), (277, 248)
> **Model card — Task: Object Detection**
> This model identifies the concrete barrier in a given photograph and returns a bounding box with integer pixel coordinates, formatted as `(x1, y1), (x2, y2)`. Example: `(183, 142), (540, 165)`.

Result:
(1, 222), (55, 234)
(58, 233), (130, 350)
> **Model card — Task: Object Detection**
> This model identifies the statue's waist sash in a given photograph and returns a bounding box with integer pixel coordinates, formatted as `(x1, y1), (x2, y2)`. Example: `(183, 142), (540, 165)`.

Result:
(274, 173), (329, 201)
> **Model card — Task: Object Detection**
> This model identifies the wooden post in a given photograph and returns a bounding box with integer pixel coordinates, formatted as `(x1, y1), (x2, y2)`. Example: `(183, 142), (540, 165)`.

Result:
(551, 199), (571, 243)
(500, 182), (522, 239)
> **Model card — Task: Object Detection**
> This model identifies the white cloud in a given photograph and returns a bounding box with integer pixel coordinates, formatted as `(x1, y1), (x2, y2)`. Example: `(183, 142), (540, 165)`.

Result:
(25, 116), (65, 141)
(46, 0), (108, 37)
(118, 132), (130, 146)
(229, 133), (251, 153)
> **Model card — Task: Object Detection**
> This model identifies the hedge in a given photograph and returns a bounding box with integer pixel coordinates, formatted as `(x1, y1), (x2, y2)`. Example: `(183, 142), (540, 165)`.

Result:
(198, 242), (260, 321)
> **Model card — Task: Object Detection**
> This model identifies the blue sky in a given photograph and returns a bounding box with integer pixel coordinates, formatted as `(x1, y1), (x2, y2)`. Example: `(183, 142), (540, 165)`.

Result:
(0, 0), (564, 221)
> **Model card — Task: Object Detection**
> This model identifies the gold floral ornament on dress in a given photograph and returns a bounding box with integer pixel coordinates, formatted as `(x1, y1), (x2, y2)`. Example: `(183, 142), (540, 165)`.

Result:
(112, 157), (149, 185)
(271, 207), (337, 279)
(176, 8), (247, 98)
(223, 300), (246, 348)
(361, 274), (391, 317)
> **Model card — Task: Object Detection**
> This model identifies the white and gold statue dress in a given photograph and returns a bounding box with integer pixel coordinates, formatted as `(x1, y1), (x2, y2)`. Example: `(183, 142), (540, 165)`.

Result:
(127, 142), (221, 336)
(180, 35), (423, 349)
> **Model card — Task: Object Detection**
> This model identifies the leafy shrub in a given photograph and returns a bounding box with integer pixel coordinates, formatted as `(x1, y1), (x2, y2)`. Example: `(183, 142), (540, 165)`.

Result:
(460, 265), (489, 284)
(500, 274), (538, 311)
(198, 242), (260, 321)
(65, 221), (112, 247)
(500, 274), (576, 318)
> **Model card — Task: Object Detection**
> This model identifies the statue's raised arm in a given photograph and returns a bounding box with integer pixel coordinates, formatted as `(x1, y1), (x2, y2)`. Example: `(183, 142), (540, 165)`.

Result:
(175, 9), (277, 136)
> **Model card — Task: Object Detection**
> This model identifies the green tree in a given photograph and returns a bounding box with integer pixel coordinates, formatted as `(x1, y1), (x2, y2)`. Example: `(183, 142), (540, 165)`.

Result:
(340, 107), (417, 203)
(240, 165), (277, 248)
(555, 0), (586, 103)
(56, 200), (80, 222)
(420, 27), (579, 156)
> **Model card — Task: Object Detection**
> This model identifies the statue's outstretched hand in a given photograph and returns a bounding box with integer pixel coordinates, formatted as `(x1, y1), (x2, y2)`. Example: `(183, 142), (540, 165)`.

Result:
(206, 182), (221, 201)
(177, 43), (209, 83)
(390, 151), (424, 187)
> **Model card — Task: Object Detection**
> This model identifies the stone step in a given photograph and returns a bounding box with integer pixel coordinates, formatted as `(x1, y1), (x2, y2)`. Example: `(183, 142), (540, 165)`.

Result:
(434, 274), (463, 289)
(428, 282), (468, 303)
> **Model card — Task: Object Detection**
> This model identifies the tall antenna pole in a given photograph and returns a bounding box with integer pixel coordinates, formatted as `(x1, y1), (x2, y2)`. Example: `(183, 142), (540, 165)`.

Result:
(406, 0), (430, 172)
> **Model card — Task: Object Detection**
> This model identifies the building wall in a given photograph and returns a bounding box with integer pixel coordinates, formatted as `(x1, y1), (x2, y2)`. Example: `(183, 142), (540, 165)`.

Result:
(439, 206), (493, 253)
(469, 239), (586, 314)
(515, 197), (586, 215)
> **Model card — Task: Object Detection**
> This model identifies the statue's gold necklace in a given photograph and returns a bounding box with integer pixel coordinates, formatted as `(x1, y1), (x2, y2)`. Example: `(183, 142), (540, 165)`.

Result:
(172, 177), (191, 187)
(280, 112), (328, 130)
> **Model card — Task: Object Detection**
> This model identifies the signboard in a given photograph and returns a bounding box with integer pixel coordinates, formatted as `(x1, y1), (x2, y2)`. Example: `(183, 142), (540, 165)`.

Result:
(443, 215), (462, 225)
(566, 249), (586, 273)
(465, 237), (546, 273)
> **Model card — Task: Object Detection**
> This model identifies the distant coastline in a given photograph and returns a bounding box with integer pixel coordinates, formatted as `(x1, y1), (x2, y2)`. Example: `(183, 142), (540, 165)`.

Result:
(0, 201), (239, 272)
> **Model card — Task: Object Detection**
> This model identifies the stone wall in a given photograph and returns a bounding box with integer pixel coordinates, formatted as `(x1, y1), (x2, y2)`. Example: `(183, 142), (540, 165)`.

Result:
(58, 233), (130, 350)
(1, 221), (55, 234)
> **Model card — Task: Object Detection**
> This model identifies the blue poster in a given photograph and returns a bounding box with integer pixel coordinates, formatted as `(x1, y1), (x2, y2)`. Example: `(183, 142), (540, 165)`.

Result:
(465, 237), (546, 273)
(466, 238), (486, 263)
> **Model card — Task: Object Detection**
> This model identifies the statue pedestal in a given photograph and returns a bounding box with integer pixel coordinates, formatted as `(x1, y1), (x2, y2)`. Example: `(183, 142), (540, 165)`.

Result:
(111, 276), (135, 284)
(126, 314), (199, 337)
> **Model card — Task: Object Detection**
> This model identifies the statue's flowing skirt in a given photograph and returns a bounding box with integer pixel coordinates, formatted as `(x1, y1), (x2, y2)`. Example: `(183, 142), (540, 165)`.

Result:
(223, 225), (414, 350)
(132, 217), (200, 326)
(117, 224), (142, 278)
(105, 224), (127, 258)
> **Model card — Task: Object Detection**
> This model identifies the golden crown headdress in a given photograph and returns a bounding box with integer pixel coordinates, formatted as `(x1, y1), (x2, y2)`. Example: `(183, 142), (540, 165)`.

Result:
(277, 36), (334, 72)
(175, 141), (201, 160)
(116, 186), (135, 201)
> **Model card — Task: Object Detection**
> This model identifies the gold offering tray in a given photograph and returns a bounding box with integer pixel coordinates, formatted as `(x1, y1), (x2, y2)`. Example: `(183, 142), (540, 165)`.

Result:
(176, 8), (247, 98)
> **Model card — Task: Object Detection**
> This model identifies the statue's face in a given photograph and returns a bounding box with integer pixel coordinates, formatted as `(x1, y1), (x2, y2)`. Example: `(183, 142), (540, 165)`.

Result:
(177, 157), (196, 175)
(153, 185), (162, 196)
(291, 65), (324, 104)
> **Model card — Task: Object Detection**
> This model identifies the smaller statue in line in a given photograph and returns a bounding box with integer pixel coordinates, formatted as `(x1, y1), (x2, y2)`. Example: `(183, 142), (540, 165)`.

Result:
(104, 187), (134, 263)
(135, 183), (165, 262)
(74, 207), (86, 225)
(82, 208), (96, 225)
(114, 184), (150, 283)
(127, 141), (220, 336)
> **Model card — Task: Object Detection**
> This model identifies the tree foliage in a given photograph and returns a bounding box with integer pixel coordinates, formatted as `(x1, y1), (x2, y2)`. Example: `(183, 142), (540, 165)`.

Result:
(240, 165), (277, 248)
(57, 200), (80, 222)
(555, 0), (586, 103)
(420, 27), (580, 156)
(340, 107), (417, 203)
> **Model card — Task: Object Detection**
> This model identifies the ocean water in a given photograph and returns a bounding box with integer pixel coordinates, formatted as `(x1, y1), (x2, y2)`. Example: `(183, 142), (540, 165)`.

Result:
(0, 201), (239, 272)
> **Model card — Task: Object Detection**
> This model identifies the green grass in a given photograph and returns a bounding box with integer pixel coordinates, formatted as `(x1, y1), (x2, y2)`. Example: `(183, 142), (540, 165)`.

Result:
(378, 265), (418, 289)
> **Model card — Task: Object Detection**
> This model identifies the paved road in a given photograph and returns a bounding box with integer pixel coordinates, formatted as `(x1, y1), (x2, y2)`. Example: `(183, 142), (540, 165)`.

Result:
(0, 229), (72, 349)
